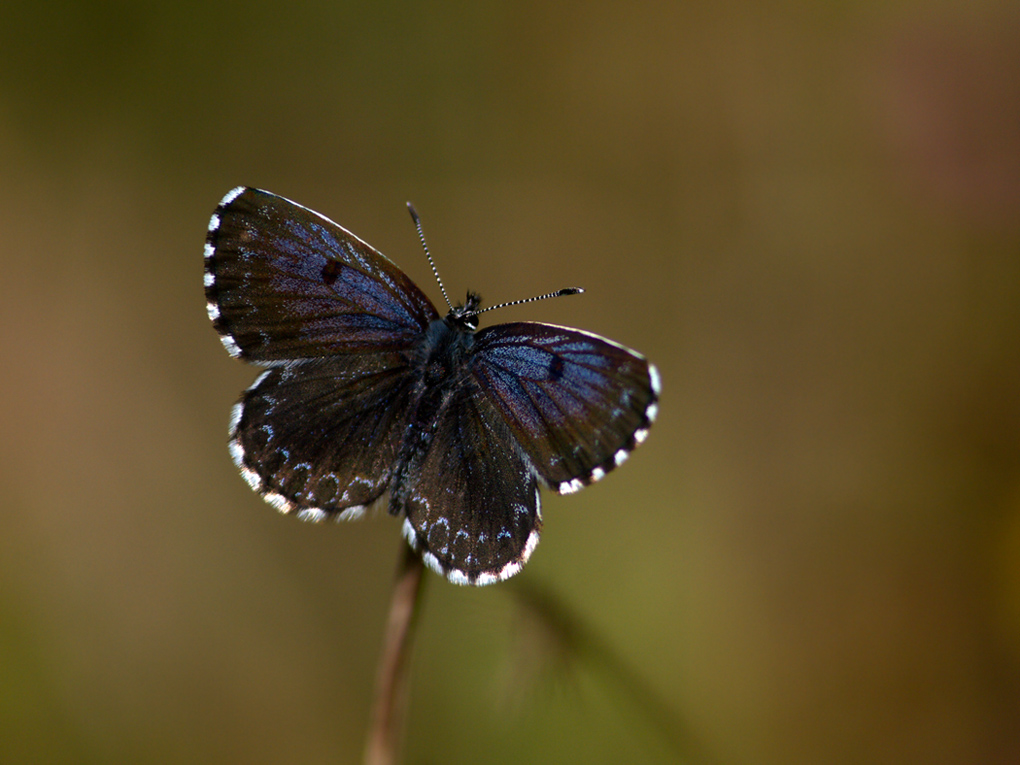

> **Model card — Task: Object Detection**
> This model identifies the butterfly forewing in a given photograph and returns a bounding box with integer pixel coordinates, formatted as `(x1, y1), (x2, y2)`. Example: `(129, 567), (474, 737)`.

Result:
(470, 322), (659, 493)
(205, 187), (439, 363)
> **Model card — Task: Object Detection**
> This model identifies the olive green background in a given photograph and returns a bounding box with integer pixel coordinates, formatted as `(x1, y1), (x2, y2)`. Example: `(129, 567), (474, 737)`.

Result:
(2, 2), (1019, 763)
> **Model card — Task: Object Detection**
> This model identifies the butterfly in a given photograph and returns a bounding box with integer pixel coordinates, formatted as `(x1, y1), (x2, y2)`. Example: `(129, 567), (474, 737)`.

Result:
(204, 187), (659, 585)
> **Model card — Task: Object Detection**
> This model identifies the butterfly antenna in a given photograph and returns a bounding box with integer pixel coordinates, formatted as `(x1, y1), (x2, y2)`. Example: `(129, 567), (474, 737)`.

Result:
(474, 287), (585, 316)
(407, 203), (453, 311)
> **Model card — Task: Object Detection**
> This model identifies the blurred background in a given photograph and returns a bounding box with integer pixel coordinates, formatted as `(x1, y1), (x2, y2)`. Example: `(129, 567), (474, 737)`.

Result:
(2, 1), (1019, 763)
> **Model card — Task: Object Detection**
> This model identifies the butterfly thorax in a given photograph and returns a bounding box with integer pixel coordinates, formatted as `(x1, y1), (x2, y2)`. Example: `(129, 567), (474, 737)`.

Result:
(386, 304), (479, 515)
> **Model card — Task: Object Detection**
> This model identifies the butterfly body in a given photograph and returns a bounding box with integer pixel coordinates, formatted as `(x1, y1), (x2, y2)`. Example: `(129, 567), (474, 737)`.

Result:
(388, 301), (478, 516)
(205, 187), (659, 585)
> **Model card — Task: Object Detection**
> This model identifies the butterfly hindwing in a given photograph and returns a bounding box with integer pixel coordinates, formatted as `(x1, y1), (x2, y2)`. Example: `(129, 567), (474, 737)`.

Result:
(469, 322), (659, 494)
(402, 387), (541, 585)
(231, 354), (417, 520)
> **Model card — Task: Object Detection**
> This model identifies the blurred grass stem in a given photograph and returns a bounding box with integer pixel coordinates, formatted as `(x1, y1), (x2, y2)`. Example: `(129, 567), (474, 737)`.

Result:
(364, 544), (425, 765)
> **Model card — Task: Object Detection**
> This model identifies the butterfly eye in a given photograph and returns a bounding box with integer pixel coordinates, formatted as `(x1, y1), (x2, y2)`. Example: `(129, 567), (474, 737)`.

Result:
(446, 309), (478, 331)
(446, 299), (480, 331)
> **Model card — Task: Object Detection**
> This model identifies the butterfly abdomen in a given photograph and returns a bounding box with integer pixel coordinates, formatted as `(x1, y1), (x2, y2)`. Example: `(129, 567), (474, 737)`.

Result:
(388, 315), (477, 516)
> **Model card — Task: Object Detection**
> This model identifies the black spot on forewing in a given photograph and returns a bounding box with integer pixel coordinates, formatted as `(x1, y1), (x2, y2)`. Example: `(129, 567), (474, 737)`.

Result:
(321, 260), (343, 285)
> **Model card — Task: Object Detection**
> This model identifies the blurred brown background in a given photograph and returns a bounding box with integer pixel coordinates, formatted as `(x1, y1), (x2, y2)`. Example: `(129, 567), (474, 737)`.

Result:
(2, 1), (1019, 763)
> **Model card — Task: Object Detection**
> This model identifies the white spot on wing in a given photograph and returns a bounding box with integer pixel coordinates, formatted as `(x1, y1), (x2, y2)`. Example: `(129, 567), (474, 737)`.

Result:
(496, 560), (522, 580)
(488, 528), (542, 584)
(203, 272), (214, 288)
(297, 507), (328, 522)
(646, 402), (658, 423)
(263, 491), (293, 513)
(559, 478), (584, 495)
(221, 186), (245, 206)
(206, 302), (220, 321)
(634, 428), (648, 444)
(207, 213), (220, 232)
(239, 465), (262, 491)
(522, 529), (540, 560)
(614, 449), (629, 467)
(221, 334), (242, 358)
(447, 569), (470, 586)
(228, 438), (244, 464)
(250, 369), (272, 389)
(420, 550), (445, 578)
(591, 467), (605, 482)
(337, 505), (366, 521)
(203, 242), (215, 260)
(228, 402), (243, 435)
(649, 363), (661, 395)
(402, 519), (419, 548)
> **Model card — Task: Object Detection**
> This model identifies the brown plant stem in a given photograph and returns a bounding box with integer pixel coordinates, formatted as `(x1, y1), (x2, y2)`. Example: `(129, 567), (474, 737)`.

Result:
(364, 544), (426, 765)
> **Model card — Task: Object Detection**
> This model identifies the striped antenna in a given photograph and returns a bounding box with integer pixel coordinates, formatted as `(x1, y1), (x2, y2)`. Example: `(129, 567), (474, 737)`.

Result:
(473, 287), (584, 316)
(407, 202), (452, 311)
(406, 202), (584, 316)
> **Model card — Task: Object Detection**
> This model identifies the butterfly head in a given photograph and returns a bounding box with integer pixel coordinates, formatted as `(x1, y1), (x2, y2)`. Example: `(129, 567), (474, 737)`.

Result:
(446, 291), (482, 331)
